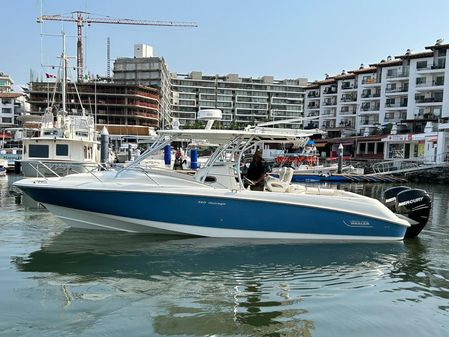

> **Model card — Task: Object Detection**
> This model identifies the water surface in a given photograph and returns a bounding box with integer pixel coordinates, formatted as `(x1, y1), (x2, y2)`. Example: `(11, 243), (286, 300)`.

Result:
(1, 176), (448, 336)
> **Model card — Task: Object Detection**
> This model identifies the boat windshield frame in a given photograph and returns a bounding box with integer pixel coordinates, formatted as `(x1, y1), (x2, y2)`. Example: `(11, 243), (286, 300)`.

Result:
(119, 128), (314, 190)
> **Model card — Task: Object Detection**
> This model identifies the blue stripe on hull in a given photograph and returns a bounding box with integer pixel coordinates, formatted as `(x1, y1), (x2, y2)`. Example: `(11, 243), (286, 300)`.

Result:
(21, 186), (406, 238)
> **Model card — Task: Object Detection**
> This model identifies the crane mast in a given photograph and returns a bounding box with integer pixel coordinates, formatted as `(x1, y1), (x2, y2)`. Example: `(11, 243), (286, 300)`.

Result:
(37, 11), (197, 81)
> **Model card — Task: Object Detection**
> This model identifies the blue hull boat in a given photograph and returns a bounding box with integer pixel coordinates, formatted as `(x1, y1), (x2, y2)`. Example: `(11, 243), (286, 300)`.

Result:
(14, 128), (431, 241)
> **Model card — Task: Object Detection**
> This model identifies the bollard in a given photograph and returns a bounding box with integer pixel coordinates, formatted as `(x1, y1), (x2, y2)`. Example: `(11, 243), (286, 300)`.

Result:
(190, 148), (198, 169)
(338, 143), (343, 174)
(100, 126), (109, 164)
(164, 144), (171, 166)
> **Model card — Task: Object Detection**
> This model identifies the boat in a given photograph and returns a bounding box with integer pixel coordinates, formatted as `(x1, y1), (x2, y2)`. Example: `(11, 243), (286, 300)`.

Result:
(20, 33), (100, 177)
(14, 126), (432, 241)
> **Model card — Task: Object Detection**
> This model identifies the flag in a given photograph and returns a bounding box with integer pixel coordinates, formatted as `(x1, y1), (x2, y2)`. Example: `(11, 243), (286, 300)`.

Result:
(45, 73), (57, 79)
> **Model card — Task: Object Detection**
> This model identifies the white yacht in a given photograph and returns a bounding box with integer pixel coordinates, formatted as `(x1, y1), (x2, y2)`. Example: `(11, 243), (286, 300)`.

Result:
(20, 33), (99, 177)
(20, 112), (99, 177)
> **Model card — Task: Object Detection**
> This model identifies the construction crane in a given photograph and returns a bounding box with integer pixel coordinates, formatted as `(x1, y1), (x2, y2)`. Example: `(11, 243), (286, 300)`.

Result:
(37, 11), (197, 81)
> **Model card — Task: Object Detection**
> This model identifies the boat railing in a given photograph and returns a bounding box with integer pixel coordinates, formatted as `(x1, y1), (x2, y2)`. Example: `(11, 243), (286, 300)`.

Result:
(81, 163), (111, 182)
(371, 160), (422, 174)
(27, 161), (61, 179)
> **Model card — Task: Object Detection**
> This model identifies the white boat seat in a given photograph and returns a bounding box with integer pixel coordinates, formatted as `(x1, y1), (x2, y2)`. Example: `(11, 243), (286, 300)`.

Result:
(266, 167), (294, 192)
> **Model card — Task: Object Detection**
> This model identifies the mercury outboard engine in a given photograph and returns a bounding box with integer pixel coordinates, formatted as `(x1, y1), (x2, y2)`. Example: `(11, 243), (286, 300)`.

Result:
(383, 187), (431, 238)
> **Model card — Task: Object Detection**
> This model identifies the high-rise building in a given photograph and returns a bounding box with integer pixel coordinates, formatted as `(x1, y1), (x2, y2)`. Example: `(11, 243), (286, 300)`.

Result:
(113, 44), (171, 129)
(171, 72), (307, 128)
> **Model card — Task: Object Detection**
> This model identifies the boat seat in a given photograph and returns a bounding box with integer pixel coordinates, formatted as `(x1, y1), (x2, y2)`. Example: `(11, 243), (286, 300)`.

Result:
(266, 167), (294, 193)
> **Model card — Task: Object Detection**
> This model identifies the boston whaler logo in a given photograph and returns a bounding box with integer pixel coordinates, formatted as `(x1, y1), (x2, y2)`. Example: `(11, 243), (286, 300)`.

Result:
(343, 220), (372, 228)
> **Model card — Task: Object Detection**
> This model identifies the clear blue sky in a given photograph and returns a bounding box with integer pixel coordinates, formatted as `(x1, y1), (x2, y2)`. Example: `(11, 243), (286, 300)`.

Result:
(3, 0), (449, 86)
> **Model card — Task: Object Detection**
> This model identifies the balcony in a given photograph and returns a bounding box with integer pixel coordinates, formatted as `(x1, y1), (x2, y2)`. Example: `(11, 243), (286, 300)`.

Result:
(323, 100), (337, 106)
(339, 120), (354, 128)
(385, 102), (408, 109)
(341, 83), (357, 91)
(306, 112), (319, 118)
(340, 95), (357, 102)
(415, 96), (443, 105)
(307, 103), (320, 109)
(307, 91), (320, 98)
(323, 86), (338, 95)
(415, 80), (445, 91)
(359, 119), (379, 126)
(386, 68), (409, 79)
(416, 63), (446, 73)
(385, 86), (408, 94)
(361, 104), (380, 112)
(361, 78), (380, 85)
(340, 109), (356, 116)
(361, 93), (380, 99)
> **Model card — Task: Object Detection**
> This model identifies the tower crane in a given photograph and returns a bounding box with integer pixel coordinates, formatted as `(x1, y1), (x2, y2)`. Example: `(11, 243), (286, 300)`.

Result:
(37, 11), (197, 81)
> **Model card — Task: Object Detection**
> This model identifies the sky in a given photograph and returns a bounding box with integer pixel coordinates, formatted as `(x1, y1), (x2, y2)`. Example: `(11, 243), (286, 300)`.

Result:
(2, 0), (449, 87)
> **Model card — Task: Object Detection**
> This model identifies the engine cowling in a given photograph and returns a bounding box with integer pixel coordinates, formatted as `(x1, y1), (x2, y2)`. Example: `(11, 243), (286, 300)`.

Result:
(383, 187), (431, 238)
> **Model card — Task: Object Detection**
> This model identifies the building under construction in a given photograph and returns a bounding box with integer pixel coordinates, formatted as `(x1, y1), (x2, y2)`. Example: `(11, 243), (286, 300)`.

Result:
(27, 81), (160, 135)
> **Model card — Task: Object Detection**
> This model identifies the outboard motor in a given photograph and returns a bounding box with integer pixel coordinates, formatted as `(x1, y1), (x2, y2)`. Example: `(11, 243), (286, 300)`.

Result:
(383, 186), (410, 211)
(383, 187), (431, 238)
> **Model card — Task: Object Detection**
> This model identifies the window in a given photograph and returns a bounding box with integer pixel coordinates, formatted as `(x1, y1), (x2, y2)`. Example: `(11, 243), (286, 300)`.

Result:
(386, 98), (396, 106)
(385, 112), (394, 120)
(2, 117), (12, 123)
(416, 61), (427, 70)
(386, 83), (396, 91)
(416, 77), (426, 85)
(56, 144), (69, 156)
(2, 108), (12, 114)
(29, 144), (49, 158)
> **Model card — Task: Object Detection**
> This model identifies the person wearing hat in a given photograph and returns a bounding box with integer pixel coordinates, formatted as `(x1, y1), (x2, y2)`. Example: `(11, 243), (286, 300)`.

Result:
(246, 150), (266, 191)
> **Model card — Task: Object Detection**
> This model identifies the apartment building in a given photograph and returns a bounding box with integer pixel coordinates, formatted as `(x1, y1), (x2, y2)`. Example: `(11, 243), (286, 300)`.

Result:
(27, 81), (160, 135)
(171, 72), (307, 128)
(304, 39), (449, 163)
(113, 44), (171, 129)
(0, 72), (14, 93)
(0, 73), (29, 127)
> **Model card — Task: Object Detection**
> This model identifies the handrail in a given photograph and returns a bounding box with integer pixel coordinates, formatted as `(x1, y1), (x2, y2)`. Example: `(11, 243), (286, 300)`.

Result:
(28, 161), (61, 179)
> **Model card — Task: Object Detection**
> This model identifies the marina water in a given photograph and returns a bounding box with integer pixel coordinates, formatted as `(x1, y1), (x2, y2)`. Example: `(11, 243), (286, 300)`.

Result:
(1, 175), (448, 336)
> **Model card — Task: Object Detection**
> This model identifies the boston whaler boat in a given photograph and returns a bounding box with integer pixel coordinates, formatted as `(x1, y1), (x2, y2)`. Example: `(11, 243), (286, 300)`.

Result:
(14, 126), (431, 240)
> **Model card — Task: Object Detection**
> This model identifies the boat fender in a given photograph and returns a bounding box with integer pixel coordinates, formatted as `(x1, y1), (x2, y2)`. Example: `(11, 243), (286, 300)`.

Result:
(383, 186), (411, 211)
(395, 189), (432, 238)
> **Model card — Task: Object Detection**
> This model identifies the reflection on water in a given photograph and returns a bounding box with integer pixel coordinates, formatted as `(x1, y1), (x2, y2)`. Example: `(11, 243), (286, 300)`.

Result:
(11, 229), (449, 336)
(2, 177), (449, 336)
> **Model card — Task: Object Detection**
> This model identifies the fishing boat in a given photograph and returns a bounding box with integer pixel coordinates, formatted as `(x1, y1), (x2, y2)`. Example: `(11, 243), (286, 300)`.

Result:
(20, 33), (99, 177)
(14, 126), (431, 241)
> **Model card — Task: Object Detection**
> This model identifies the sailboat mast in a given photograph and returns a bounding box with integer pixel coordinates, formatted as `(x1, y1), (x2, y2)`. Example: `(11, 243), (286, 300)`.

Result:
(61, 31), (67, 114)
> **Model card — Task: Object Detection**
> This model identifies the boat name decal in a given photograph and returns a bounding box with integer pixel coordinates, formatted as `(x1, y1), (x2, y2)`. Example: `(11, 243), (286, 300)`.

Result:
(343, 220), (372, 228)
(397, 197), (423, 207)
(197, 200), (226, 206)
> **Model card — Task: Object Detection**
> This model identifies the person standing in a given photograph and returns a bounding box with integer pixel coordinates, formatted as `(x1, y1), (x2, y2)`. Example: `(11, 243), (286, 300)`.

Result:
(246, 150), (266, 191)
